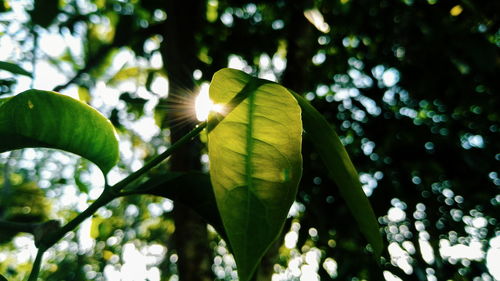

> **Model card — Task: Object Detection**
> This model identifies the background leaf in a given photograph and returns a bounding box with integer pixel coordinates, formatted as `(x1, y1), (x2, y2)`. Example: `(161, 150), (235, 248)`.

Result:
(291, 91), (383, 257)
(0, 181), (50, 244)
(0, 61), (32, 77)
(208, 68), (302, 281)
(0, 90), (119, 174)
(126, 171), (228, 242)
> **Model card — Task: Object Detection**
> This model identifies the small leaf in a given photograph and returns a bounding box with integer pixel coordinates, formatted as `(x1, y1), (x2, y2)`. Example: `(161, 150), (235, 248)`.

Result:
(78, 87), (91, 104)
(0, 61), (32, 77)
(90, 215), (104, 239)
(0, 90), (119, 174)
(208, 68), (302, 281)
(107, 66), (140, 86)
(74, 160), (90, 193)
(291, 91), (383, 257)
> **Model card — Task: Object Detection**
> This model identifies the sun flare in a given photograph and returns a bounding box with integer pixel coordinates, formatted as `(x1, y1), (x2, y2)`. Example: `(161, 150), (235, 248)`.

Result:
(194, 83), (224, 121)
(194, 83), (213, 121)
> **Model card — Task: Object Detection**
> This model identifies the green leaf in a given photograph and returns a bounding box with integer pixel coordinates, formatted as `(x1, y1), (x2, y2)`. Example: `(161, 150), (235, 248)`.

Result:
(90, 215), (104, 239)
(291, 91), (383, 257)
(107, 66), (140, 86)
(208, 68), (302, 281)
(74, 160), (90, 193)
(127, 171), (228, 242)
(0, 90), (119, 174)
(0, 61), (32, 77)
(0, 273), (8, 281)
(0, 0), (11, 12)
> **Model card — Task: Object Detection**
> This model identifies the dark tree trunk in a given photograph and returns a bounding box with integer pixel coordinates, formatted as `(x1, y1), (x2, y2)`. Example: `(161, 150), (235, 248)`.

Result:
(281, 5), (316, 94)
(160, 1), (212, 280)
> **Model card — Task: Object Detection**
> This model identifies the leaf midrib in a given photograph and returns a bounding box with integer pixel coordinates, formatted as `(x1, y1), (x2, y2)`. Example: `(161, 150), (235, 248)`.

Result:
(245, 92), (256, 190)
(242, 86), (256, 267)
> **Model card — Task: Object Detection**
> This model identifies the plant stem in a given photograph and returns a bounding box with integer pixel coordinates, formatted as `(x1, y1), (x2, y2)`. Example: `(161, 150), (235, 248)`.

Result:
(29, 122), (207, 280)
(37, 122), (207, 250)
(109, 122), (207, 193)
(38, 190), (115, 249)
(27, 247), (46, 281)
(52, 44), (114, 92)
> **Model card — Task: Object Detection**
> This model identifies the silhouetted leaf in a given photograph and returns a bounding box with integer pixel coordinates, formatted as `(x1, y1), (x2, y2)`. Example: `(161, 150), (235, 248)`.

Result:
(127, 171), (227, 241)
(0, 181), (50, 244)
(291, 91), (383, 257)
(0, 90), (119, 174)
(0, 61), (32, 77)
(208, 68), (302, 281)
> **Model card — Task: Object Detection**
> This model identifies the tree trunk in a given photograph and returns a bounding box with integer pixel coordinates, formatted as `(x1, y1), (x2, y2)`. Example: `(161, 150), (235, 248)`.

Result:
(281, 4), (316, 94)
(160, 1), (212, 280)
(254, 5), (317, 281)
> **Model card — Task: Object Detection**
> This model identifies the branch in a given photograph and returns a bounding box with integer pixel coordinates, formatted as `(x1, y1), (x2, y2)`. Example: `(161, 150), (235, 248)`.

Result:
(27, 247), (46, 281)
(37, 189), (115, 249)
(109, 122), (207, 193)
(51, 22), (165, 93)
(52, 44), (114, 92)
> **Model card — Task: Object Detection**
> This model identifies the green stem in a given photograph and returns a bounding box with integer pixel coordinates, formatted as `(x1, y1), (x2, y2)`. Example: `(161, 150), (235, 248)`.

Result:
(39, 190), (115, 249)
(27, 247), (45, 281)
(109, 122), (206, 193)
(36, 122), (207, 256)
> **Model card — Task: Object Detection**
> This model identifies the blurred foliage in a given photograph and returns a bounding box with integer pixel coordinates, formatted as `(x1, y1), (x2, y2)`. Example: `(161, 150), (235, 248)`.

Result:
(0, 180), (50, 244)
(0, 0), (499, 280)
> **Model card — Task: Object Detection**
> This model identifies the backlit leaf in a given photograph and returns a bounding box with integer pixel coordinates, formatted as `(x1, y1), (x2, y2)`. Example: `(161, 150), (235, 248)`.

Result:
(291, 91), (383, 257)
(107, 66), (140, 86)
(90, 215), (104, 239)
(0, 90), (119, 174)
(208, 68), (302, 281)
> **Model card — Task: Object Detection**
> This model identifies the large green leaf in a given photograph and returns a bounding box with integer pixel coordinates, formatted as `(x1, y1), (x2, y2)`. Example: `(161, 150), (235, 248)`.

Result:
(208, 68), (303, 281)
(0, 61), (32, 77)
(291, 91), (383, 257)
(0, 90), (119, 174)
